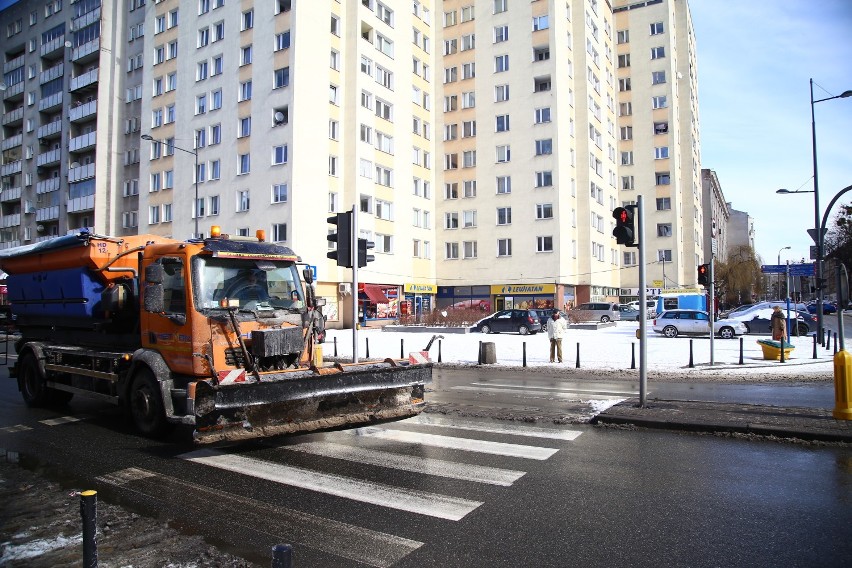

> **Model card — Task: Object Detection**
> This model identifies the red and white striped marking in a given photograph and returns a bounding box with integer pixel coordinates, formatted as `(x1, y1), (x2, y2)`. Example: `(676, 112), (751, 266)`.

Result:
(218, 369), (247, 385)
(408, 351), (430, 364)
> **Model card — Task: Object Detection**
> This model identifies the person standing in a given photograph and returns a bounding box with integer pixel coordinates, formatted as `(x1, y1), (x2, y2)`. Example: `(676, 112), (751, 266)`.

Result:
(770, 305), (787, 342)
(546, 311), (568, 363)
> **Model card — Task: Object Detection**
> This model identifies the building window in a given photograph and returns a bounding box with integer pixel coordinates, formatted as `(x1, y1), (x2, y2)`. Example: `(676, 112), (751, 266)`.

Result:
(445, 212), (459, 229)
(655, 147), (669, 159)
(241, 44), (253, 66)
(654, 121), (669, 135)
(237, 189), (250, 211)
(195, 94), (207, 115)
(532, 15), (549, 31)
(657, 223), (672, 237)
(650, 22), (664, 35)
(494, 25), (508, 43)
(651, 46), (665, 59)
(535, 139), (553, 156)
(536, 236), (553, 253)
(496, 176), (511, 194)
(619, 78), (631, 92)
(655, 172), (671, 185)
(495, 54), (509, 73)
(242, 9), (254, 30)
(656, 197), (671, 211)
(240, 80), (252, 101)
(658, 249), (672, 262)
(274, 67), (290, 89)
(497, 239), (512, 257)
(621, 151), (634, 165)
(652, 96), (668, 109)
(622, 176), (635, 190)
(238, 154), (250, 175)
(620, 126), (633, 140)
(463, 241), (478, 259)
(462, 210), (477, 228)
(446, 242), (459, 260)
(536, 203), (553, 220)
(652, 71), (666, 85)
(445, 183), (459, 199)
(496, 145), (511, 163)
(495, 115), (510, 132)
(617, 30), (629, 44)
(497, 207), (512, 225)
(619, 102), (632, 116)
(534, 76), (551, 92)
(273, 145), (288, 165)
(272, 223), (287, 242)
(276, 31), (291, 51)
(535, 107), (551, 124)
(535, 171), (553, 187)
(618, 54), (630, 68)
(239, 116), (251, 137)
(495, 84), (510, 102)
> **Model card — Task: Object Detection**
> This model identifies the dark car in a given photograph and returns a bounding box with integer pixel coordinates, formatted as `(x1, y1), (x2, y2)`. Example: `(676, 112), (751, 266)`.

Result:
(530, 308), (561, 326)
(807, 301), (837, 315)
(743, 309), (813, 336)
(473, 309), (542, 335)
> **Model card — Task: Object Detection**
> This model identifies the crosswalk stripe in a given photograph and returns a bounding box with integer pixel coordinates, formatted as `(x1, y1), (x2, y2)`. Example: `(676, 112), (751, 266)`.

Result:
(39, 415), (84, 426)
(97, 467), (422, 568)
(406, 415), (583, 441)
(351, 427), (559, 460)
(453, 385), (627, 401)
(179, 449), (483, 521)
(468, 382), (639, 397)
(0, 424), (32, 434)
(285, 441), (525, 486)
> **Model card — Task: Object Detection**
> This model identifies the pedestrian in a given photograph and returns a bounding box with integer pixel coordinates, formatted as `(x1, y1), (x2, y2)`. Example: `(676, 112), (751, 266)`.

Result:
(770, 305), (787, 343)
(546, 310), (568, 363)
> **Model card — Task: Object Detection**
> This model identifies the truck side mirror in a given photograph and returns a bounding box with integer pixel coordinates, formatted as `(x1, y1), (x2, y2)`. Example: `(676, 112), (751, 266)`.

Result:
(302, 267), (314, 284)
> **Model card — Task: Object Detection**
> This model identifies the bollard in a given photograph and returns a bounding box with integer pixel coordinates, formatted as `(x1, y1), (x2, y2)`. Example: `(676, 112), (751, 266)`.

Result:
(80, 490), (98, 568)
(575, 343), (580, 368)
(834, 350), (852, 420)
(400, 338), (404, 359)
(834, 332), (838, 355)
(826, 329), (831, 352)
(688, 339), (694, 368)
(813, 333), (818, 359)
(438, 339), (442, 363)
(272, 544), (294, 568)
(333, 336), (338, 357)
(739, 337), (744, 365)
(631, 342), (635, 369)
(478, 341), (483, 365)
(780, 337), (785, 363)
(366, 337), (370, 358)
(522, 342), (527, 367)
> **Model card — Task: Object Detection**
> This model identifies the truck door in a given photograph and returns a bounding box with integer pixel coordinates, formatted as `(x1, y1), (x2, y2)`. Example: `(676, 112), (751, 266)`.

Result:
(143, 256), (195, 375)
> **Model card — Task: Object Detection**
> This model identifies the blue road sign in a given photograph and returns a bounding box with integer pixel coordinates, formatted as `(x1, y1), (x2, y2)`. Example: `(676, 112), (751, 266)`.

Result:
(761, 264), (815, 276)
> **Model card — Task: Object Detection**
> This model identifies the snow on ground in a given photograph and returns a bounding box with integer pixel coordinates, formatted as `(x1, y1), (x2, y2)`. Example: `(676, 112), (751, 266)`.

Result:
(324, 320), (837, 382)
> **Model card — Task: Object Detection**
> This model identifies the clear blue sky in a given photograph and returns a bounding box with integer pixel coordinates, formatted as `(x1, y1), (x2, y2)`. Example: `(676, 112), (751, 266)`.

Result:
(690, 0), (852, 266)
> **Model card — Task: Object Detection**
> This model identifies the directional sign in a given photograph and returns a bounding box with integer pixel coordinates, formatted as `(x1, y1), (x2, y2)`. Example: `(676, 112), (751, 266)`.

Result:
(761, 264), (815, 276)
(807, 228), (827, 244)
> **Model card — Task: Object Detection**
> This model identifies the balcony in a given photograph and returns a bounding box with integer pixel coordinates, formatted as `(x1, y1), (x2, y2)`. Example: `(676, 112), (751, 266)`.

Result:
(68, 162), (95, 183)
(69, 100), (97, 122)
(36, 206), (60, 222)
(38, 92), (64, 112)
(1, 213), (21, 228)
(2, 81), (24, 101)
(1, 133), (22, 152)
(40, 35), (67, 59)
(1, 185), (22, 202)
(71, 38), (101, 64)
(69, 131), (96, 153)
(1, 107), (23, 127)
(72, 6), (101, 32)
(0, 240), (21, 249)
(36, 148), (61, 168)
(37, 120), (62, 141)
(0, 160), (22, 177)
(3, 54), (24, 75)
(67, 193), (95, 213)
(36, 177), (60, 194)
(70, 68), (99, 92)
(40, 63), (65, 85)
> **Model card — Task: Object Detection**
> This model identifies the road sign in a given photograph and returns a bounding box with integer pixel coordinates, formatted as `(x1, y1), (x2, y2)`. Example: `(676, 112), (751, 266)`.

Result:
(807, 228), (827, 243)
(761, 264), (815, 276)
(810, 245), (818, 260)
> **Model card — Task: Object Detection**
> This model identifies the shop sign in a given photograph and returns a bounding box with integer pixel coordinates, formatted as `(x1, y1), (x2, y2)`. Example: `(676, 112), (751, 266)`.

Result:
(403, 283), (436, 294)
(491, 283), (555, 295)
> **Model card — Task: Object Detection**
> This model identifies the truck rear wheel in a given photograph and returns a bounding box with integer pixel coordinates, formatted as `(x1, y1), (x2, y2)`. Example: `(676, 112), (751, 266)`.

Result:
(129, 369), (171, 438)
(19, 352), (49, 407)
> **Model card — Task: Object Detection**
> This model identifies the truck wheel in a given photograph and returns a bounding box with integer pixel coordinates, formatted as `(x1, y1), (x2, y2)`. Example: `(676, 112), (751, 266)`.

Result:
(19, 352), (49, 407)
(129, 369), (171, 438)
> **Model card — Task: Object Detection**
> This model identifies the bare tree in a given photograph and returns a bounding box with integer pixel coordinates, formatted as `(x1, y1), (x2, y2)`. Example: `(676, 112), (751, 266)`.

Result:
(713, 244), (763, 308)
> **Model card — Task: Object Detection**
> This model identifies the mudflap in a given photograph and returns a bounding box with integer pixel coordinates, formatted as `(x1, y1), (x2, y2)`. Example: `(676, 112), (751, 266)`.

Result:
(191, 361), (431, 444)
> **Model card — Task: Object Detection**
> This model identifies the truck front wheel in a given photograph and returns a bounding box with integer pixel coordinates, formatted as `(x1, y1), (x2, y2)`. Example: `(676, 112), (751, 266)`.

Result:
(19, 352), (49, 407)
(129, 369), (171, 438)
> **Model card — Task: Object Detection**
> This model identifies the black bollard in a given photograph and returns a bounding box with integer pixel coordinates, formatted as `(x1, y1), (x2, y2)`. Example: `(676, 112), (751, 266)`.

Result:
(834, 332), (838, 354)
(575, 342), (580, 368)
(780, 336), (785, 363)
(631, 342), (635, 369)
(438, 339), (442, 363)
(813, 333), (818, 359)
(522, 342), (527, 367)
(80, 490), (98, 568)
(826, 329), (831, 352)
(688, 339), (694, 368)
(333, 336), (338, 357)
(272, 544), (293, 568)
(366, 337), (370, 358)
(400, 338), (404, 359)
(738, 337), (744, 365)
(478, 341), (483, 365)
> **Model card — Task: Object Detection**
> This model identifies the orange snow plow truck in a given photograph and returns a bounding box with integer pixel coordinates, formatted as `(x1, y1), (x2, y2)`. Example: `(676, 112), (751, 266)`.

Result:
(0, 229), (430, 444)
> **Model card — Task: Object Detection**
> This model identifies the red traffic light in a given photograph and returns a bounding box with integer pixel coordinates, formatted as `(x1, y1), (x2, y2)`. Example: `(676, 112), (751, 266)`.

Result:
(618, 209), (629, 224)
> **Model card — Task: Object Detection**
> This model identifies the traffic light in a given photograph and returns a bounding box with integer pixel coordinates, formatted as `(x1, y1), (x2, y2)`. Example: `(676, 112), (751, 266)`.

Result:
(357, 238), (375, 268)
(612, 206), (636, 246)
(327, 212), (353, 268)
(697, 263), (710, 286)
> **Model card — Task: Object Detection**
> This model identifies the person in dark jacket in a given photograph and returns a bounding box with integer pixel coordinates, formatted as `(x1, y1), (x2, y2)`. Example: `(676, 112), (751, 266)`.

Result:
(770, 306), (787, 342)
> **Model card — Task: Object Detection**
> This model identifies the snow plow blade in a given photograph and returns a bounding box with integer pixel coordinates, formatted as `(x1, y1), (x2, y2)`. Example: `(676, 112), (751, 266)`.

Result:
(191, 360), (431, 444)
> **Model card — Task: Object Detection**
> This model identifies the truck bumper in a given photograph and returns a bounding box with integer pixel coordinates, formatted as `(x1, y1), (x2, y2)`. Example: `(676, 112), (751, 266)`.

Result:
(191, 361), (431, 444)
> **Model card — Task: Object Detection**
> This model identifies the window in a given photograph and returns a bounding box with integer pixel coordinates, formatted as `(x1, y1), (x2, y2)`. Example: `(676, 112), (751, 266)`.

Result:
(620, 102), (633, 116)
(197, 61), (208, 81)
(274, 67), (290, 89)
(461, 5), (475, 22)
(656, 197), (671, 211)
(655, 147), (669, 159)
(463, 120), (476, 138)
(463, 210), (477, 228)
(375, 199), (393, 221)
(619, 78), (631, 92)
(463, 150), (476, 168)
(534, 107), (552, 124)
(444, 10), (457, 27)
(238, 154), (250, 175)
(240, 80), (252, 101)
(652, 96), (668, 109)
(463, 241), (478, 259)
(617, 30), (629, 44)
(210, 160), (220, 179)
(375, 98), (392, 121)
(534, 76), (552, 92)
(445, 183), (459, 199)
(375, 165), (392, 186)
(618, 54), (630, 68)
(535, 139), (553, 156)
(446, 242), (459, 260)
(149, 205), (160, 225)
(496, 176), (511, 194)
(658, 249), (673, 263)
(444, 124), (458, 141)
(444, 66), (458, 84)
(239, 116), (251, 137)
(533, 46), (550, 61)
(196, 94), (207, 115)
(497, 239), (512, 257)
(241, 45), (253, 66)
(495, 114), (510, 132)
(213, 21), (224, 41)
(329, 84), (339, 105)
(198, 28), (209, 47)
(652, 71), (666, 85)
(276, 31), (291, 51)
(273, 145), (288, 165)
(655, 172), (671, 185)
(237, 189), (250, 211)
(462, 62), (475, 79)
(651, 46), (665, 59)
(493, 0), (507, 13)
(445, 212), (459, 229)
(212, 55), (223, 76)
(495, 84), (509, 102)
(494, 25), (508, 43)
(622, 176), (635, 190)
(444, 153), (458, 170)
(242, 9), (254, 30)
(657, 223), (672, 237)
(536, 236), (553, 253)
(376, 33), (394, 57)
(654, 121), (669, 134)
(375, 65), (393, 89)
(536, 203), (553, 220)
(495, 54), (509, 73)
(195, 128), (206, 149)
(461, 34), (475, 51)
(650, 22), (664, 35)
(497, 207), (511, 225)
(620, 126), (633, 141)
(535, 171), (553, 187)
(532, 15), (549, 31)
(463, 180), (476, 198)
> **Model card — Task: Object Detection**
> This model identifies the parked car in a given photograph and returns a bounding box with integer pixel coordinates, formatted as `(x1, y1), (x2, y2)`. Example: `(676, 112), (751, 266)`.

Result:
(652, 309), (747, 339)
(618, 305), (640, 320)
(570, 302), (621, 323)
(807, 301), (837, 315)
(721, 301), (807, 319)
(530, 308), (563, 326)
(737, 308), (812, 336)
(473, 309), (542, 335)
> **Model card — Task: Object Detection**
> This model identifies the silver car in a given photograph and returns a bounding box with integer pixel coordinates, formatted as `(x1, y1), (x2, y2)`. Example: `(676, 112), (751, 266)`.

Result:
(652, 309), (747, 339)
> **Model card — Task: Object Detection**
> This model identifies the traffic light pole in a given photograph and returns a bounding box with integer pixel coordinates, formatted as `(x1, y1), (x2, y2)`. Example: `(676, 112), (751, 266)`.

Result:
(351, 205), (359, 363)
(637, 195), (647, 407)
(709, 258), (715, 365)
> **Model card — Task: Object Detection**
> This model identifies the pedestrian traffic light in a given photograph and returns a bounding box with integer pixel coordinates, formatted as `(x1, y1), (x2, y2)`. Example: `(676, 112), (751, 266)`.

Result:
(697, 263), (710, 286)
(357, 238), (375, 268)
(612, 206), (636, 246)
(327, 212), (353, 268)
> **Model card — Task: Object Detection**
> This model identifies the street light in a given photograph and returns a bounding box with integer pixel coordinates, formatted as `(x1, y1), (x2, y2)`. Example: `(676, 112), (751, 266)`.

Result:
(778, 246), (791, 299)
(141, 134), (200, 238)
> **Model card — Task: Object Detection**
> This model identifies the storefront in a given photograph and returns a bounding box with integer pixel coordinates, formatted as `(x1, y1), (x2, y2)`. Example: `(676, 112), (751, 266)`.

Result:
(491, 283), (557, 311)
(436, 285), (493, 312)
(402, 282), (436, 322)
(358, 283), (398, 323)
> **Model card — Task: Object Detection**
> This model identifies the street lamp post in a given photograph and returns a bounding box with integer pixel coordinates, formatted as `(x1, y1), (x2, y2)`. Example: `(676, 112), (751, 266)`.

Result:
(141, 134), (200, 238)
(777, 246), (791, 298)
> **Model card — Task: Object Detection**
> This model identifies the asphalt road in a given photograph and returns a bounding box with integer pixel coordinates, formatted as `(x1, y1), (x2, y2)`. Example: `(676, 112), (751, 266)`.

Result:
(2, 365), (851, 567)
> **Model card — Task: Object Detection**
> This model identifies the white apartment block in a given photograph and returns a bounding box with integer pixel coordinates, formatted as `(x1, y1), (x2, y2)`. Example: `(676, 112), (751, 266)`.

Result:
(613, 0), (704, 300)
(1, 0), (139, 248)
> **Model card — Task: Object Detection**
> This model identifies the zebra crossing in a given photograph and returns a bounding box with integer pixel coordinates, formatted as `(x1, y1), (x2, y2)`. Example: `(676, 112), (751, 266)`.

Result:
(95, 415), (584, 567)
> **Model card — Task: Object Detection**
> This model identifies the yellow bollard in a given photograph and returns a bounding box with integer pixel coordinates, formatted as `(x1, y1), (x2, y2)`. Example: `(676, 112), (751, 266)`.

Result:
(833, 350), (852, 420)
(312, 344), (323, 368)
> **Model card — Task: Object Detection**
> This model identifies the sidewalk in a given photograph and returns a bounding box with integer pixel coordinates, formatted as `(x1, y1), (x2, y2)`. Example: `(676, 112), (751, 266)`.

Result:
(592, 398), (852, 443)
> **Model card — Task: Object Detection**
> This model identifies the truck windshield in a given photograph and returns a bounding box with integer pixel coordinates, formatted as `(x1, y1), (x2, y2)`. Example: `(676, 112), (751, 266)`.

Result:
(193, 256), (304, 310)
